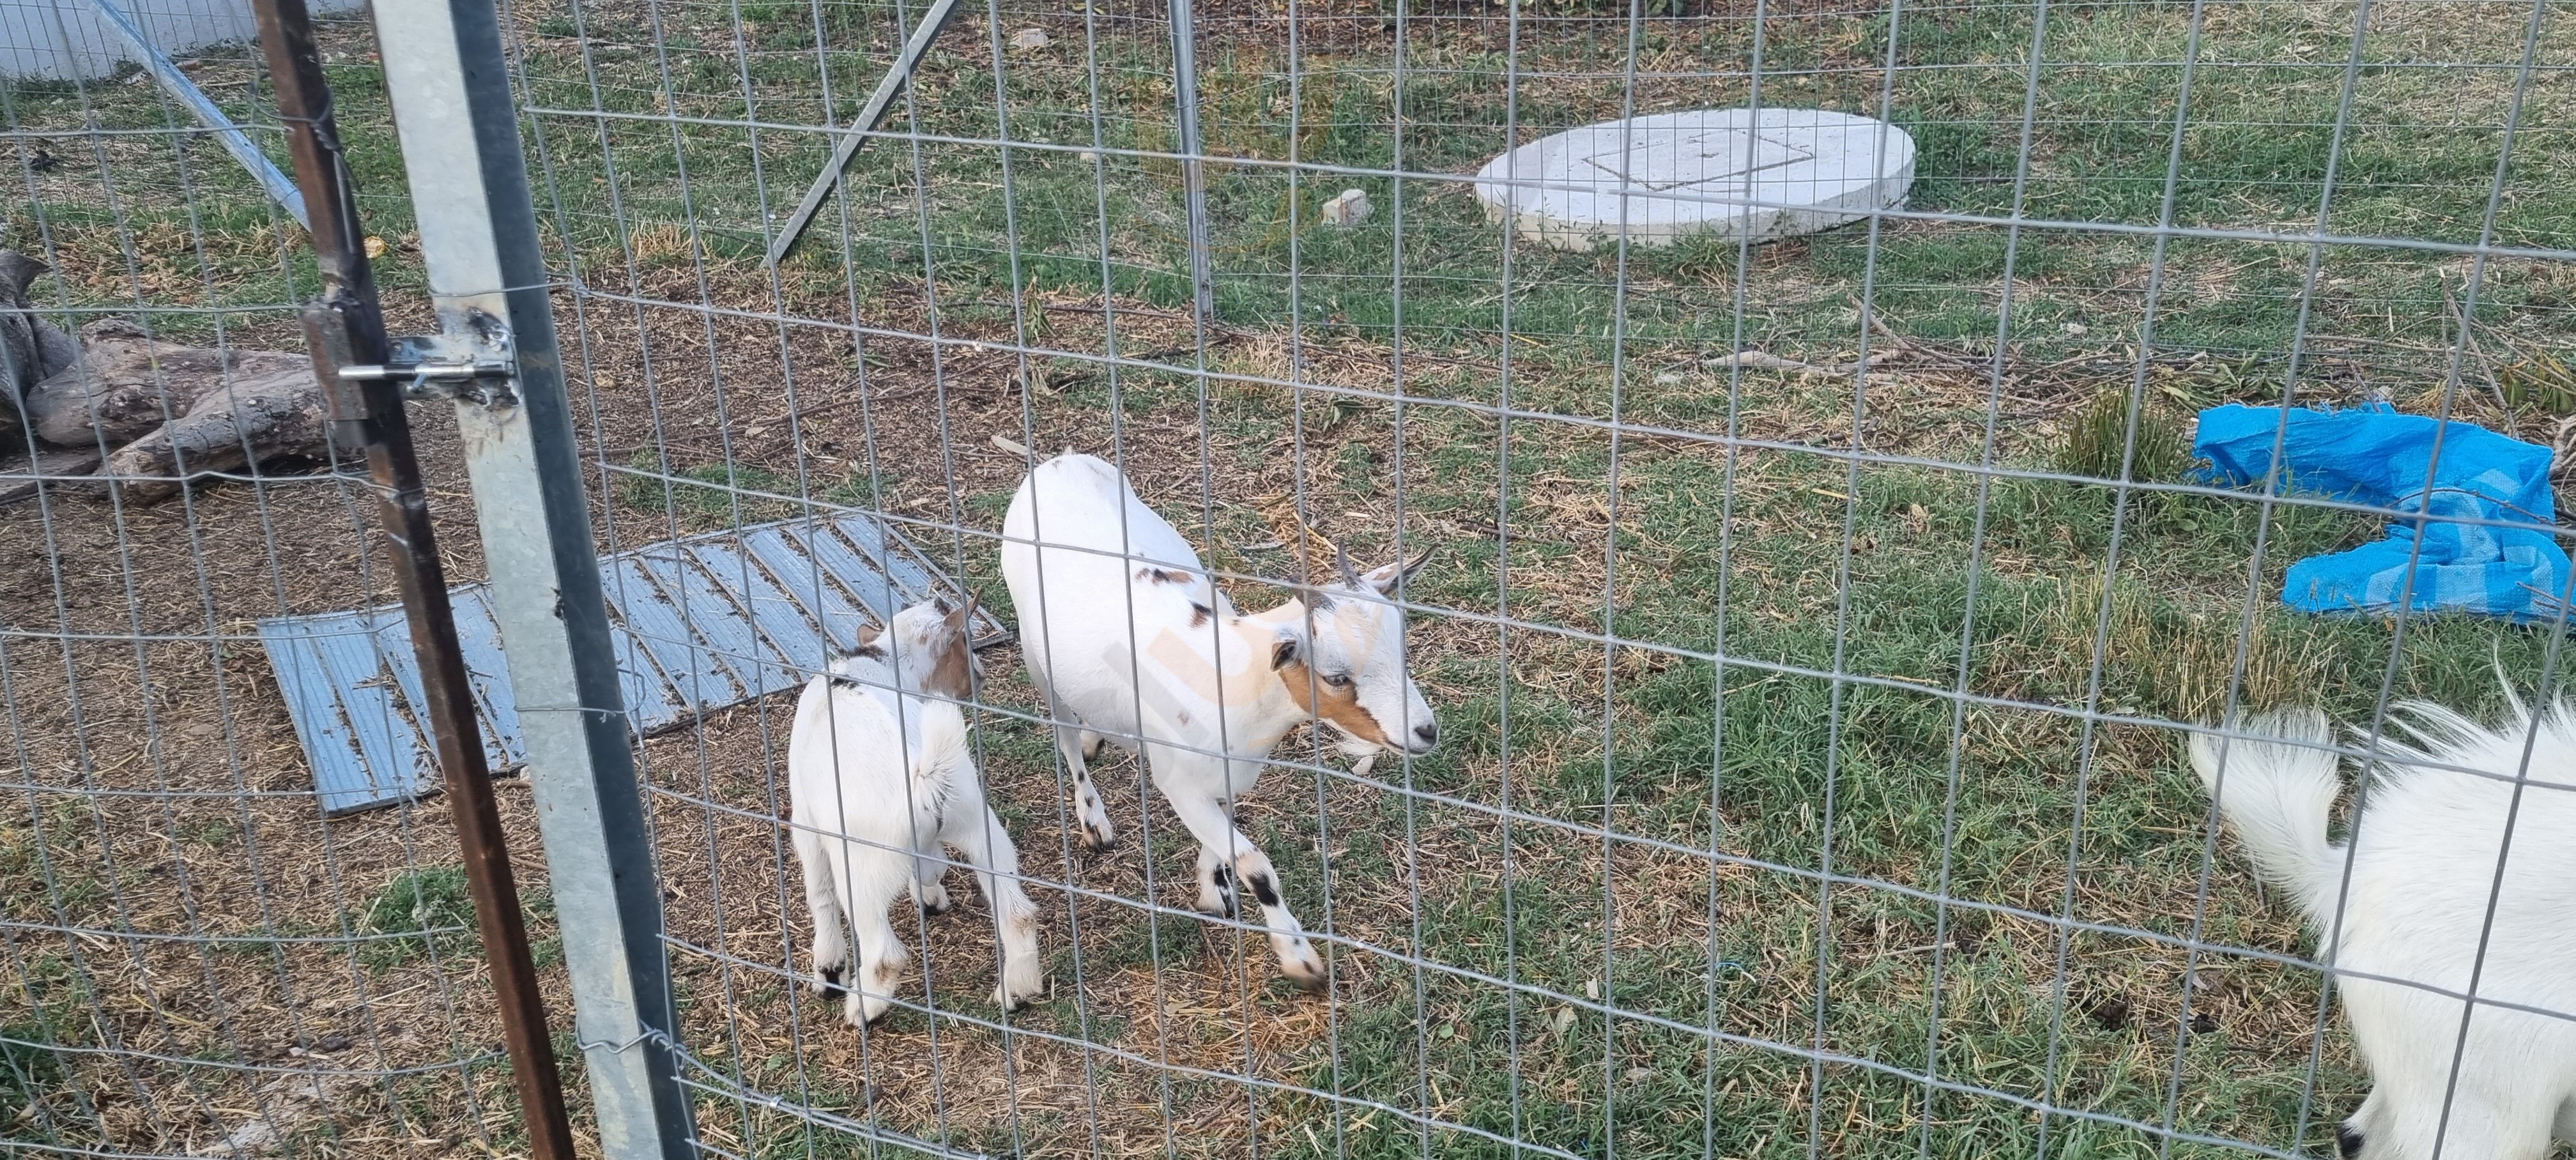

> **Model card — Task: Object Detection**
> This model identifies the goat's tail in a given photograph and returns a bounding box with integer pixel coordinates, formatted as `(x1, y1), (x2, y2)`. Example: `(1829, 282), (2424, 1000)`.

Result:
(2188, 708), (2347, 927)
(909, 699), (976, 788)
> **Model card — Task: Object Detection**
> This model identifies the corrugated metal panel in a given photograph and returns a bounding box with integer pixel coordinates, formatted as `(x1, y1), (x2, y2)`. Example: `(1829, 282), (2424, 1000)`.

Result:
(256, 513), (1004, 816)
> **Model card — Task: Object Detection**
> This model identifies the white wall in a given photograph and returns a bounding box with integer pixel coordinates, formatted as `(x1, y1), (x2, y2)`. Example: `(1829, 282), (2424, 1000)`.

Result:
(2, 0), (350, 81)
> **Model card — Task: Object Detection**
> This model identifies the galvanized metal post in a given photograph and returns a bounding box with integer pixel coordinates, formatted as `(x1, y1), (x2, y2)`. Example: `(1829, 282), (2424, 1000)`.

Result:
(249, 2), (568, 1156)
(362, 0), (698, 1154)
(1167, 0), (1216, 324)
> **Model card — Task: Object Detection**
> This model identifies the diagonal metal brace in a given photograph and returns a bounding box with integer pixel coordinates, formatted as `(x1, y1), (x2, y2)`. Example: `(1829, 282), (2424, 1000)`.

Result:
(88, 0), (309, 229)
(765, 0), (967, 268)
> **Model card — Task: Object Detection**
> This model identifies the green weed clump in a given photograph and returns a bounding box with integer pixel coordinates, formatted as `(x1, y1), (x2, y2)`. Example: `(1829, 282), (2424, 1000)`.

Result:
(362, 867), (477, 968)
(2058, 390), (2191, 485)
(2034, 573), (2327, 721)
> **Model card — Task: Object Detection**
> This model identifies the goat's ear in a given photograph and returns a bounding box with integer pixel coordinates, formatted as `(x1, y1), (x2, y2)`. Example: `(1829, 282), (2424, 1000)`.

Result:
(1361, 546), (1434, 595)
(942, 588), (980, 634)
(1270, 633), (1301, 671)
(855, 622), (885, 648)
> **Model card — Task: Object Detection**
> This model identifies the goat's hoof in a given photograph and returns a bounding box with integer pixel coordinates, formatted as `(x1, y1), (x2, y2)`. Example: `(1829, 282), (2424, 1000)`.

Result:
(816, 965), (848, 1001)
(1197, 869), (1239, 917)
(1277, 942), (1328, 994)
(919, 890), (955, 917)
(1078, 825), (1116, 855)
(847, 998), (893, 1028)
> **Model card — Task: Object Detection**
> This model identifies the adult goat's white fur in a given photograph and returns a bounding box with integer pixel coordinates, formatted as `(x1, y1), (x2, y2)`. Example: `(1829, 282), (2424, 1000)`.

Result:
(2190, 686), (2576, 1160)
(788, 595), (1043, 1026)
(1000, 452), (1437, 991)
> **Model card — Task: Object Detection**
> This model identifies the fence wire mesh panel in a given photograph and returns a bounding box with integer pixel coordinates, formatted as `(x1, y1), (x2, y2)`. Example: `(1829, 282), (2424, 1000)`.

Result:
(494, 0), (2576, 1151)
(11, 0), (2576, 1154)
(0, 1), (581, 1155)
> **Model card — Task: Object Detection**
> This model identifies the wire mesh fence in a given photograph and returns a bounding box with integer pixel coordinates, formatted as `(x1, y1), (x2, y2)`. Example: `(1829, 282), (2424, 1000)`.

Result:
(0, 1), (557, 1154)
(7, 0), (2576, 1154)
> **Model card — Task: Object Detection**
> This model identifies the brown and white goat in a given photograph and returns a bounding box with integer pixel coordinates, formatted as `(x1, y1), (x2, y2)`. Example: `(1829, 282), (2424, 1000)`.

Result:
(999, 452), (1437, 991)
(788, 595), (1043, 1025)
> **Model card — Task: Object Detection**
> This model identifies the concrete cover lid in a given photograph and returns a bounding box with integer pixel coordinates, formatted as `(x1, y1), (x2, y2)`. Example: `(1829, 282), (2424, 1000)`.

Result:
(1473, 108), (1917, 251)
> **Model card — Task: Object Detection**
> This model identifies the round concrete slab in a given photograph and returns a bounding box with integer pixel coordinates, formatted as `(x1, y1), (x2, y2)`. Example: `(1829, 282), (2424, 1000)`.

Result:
(1473, 109), (1915, 252)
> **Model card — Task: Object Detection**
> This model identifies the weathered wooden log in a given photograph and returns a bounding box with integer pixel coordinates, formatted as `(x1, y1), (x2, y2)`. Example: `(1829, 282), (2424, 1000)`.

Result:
(0, 252), (84, 445)
(19, 317), (332, 505)
(27, 318), (312, 446)
(97, 359), (330, 504)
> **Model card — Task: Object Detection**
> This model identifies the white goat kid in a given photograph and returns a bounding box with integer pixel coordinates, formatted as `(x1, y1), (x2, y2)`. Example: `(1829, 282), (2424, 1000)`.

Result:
(788, 595), (1043, 1026)
(1000, 452), (1437, 991)
(2190, 689), (2576, 1160)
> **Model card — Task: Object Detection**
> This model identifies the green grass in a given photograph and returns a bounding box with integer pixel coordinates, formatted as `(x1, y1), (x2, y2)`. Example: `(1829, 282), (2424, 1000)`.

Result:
(360, 866), (479, 968)
(1, 953), (87, 1135)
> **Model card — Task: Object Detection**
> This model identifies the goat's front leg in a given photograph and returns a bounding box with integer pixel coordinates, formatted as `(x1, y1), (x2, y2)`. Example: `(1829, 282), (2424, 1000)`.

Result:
(1156, 769), (1326, 993)
(910, 850), (954, 915)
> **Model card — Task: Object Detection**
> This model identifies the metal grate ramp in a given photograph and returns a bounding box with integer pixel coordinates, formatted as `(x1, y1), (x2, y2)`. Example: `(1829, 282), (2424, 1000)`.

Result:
(256, 512), (1004, 816)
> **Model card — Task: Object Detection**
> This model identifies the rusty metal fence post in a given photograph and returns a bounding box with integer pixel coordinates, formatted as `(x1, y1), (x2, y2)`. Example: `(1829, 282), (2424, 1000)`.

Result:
(247, 1), (576, 1157)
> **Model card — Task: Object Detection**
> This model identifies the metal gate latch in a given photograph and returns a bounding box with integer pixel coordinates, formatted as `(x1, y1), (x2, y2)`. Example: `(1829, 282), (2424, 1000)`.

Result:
(339, 332), (519, 408)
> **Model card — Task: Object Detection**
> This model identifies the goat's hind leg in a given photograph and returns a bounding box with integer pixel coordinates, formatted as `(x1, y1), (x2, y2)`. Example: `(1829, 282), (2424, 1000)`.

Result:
(2359, 1050), (2556, 1160)
(1192, 844), (1234, 917)
(827, 840), (914, 1026)
(1034, 674), (1116, 851)
(793, 826), (850, 999)
(941, 789), (1046, 1011)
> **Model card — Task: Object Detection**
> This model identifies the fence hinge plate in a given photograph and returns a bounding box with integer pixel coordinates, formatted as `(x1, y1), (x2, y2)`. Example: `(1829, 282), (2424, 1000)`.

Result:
(341, 331), (519, 408)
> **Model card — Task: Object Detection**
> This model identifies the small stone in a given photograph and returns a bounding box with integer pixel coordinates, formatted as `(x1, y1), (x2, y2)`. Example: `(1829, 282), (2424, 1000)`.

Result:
(1320, 187), (1372, 227)
(1009, 27), (1049, 50)
(1078, 150), (1099, 165)
(2063, 321), (2089, 336)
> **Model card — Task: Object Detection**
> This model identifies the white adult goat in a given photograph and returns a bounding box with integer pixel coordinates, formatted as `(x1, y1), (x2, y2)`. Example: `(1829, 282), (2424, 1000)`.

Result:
(1000, 452), (1436, 990)
(788, 595), (1043, 1026)
(2191, 689), (2576, 1160)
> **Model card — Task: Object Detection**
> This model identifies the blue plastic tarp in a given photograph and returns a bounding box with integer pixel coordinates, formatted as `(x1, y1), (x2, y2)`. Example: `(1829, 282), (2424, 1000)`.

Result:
(2193, 402), (2568, 623)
